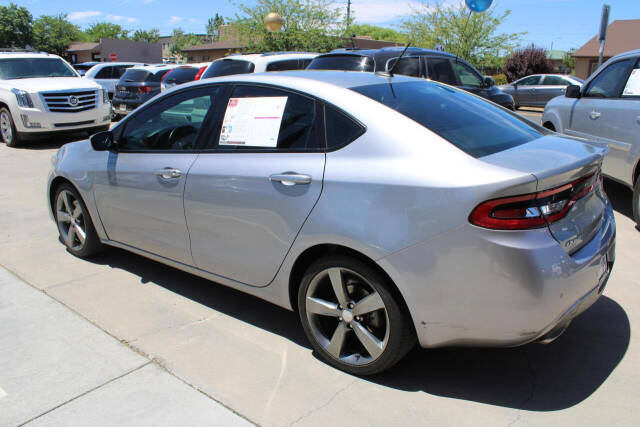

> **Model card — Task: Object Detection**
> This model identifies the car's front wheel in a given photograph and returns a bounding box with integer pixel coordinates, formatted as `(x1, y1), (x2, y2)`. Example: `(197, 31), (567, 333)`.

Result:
(54, 183), (104, 257)
(298, 255), (415, 375)
(633, 177), (640, 230)
(0, 107), (21, 147)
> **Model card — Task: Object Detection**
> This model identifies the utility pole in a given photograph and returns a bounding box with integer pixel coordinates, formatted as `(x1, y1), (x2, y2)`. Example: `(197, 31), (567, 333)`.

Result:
(597, 4), (610, 68)
(346, 0), (352, 27)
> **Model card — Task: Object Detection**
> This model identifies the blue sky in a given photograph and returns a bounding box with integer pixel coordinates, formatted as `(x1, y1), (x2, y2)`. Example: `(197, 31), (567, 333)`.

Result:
(7, 0), (639, 51)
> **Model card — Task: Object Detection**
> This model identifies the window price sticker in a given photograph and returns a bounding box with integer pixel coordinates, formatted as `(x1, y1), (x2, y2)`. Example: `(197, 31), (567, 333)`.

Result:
(622, 68), (640, 96)
(219, 96), (288, 147)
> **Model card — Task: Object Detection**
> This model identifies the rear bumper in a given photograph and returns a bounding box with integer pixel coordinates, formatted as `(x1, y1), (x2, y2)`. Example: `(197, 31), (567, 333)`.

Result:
(377, 199), (616, 348)
(112, 92), (157, 115)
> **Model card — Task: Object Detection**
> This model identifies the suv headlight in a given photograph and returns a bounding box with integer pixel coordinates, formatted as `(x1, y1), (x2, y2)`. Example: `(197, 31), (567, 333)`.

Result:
(101, 88), (109, 104)
(11, 89), (34, 108)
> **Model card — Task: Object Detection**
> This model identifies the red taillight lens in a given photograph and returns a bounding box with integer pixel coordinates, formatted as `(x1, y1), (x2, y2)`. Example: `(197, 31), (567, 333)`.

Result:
(194, 66), (206, 80)
(469, 171), (601, 230)
(137, 86), (152, 94)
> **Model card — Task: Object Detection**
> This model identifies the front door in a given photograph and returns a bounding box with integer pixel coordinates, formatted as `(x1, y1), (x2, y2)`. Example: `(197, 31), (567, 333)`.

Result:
(185, 84), (325, 286)
(93, 86), (220, 264)
(451, 60), (489, 99)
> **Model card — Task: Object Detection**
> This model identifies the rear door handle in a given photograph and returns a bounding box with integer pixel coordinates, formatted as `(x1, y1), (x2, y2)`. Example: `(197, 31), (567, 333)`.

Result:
(589, 110), (601, 120)
(269, 173), (312, 186)
(154, 167), (182, 179)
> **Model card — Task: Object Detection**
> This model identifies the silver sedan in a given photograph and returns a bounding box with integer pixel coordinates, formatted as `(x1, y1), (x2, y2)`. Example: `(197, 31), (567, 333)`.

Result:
(499, 74), (584, 108)
(48, 71), (615, 375)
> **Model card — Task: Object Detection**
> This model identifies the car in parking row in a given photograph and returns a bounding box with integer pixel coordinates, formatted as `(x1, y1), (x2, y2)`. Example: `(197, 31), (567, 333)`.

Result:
(200, 52), (319, 79)
(83, 62), (145, 99)
(112, 64), (179, 118)
(160, 64), (209, 92)
(499, 74), (584, 108)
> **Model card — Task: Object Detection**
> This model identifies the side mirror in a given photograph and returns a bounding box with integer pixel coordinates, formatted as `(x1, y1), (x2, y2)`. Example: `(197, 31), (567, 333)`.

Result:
(565, 84), (581, 98)
(483, 76), (495, 87)
(90, 130), (115, 151)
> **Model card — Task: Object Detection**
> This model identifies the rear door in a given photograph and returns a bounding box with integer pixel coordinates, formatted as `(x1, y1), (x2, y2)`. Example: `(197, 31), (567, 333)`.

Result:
(512, 75), (541, 106)
(424, 56), (457, 86)
(184, 84), (325, 286)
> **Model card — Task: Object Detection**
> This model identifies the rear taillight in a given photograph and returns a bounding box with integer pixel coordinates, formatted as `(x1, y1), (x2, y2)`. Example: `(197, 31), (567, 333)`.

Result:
(137, 86), (152, 94)
(194, 66), (206, 80)
(469, 171), (601, 230)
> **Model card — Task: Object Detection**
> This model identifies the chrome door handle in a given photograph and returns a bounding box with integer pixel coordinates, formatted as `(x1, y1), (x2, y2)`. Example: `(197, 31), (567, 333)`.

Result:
(154, 167), (182, 179)
(589, 110), (601, 120)
(269, 173), (312, 186)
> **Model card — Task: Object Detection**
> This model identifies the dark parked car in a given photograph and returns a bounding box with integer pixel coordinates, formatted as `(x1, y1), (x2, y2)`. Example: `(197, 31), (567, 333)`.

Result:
(112, 65), (177, 118)
(307, 47), (515, 109)
(161, 64), (208, 92)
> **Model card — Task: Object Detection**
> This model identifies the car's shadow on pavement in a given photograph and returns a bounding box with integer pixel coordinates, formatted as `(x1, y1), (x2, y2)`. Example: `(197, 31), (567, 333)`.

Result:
(89, 247), (630, 412)
(603, 177), (633, 220)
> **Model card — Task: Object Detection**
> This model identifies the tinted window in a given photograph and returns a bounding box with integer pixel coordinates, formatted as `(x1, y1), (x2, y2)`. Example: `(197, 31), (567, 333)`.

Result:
(324, 105), (365, 150)
(120, 69), (152, 82)
(202, 59), (255, 79)
(113, 65), (134, 78)
(387, 57), (421, 77)
(266, 59), (303, 71)
(453, 62), (483, 87)
(94, 66), (113, 79)
(426, 58), (456, 85)
(352, 81), (542, 158)
(120, 87), (218, 151)
(542, 75), (569, 85)
(217, 85), (320, 150)
(586, 59), (634, 98)
(164, 67), (199, 83)
(307, 55), (375, 72)
(0, 58), (77, 79)
(517, 75), (540, 86)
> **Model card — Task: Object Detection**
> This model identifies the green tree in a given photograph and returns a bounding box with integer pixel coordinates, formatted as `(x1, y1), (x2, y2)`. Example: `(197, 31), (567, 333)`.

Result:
(0, 3), (33, 48)
(85, 22), (130, 42)
(401, 1), (523, 69)
(32, 14), (82, 56)
(346, 23), (407, 43)
(230, 0), (345, 53)
(132, 29), (160, 43)
(169, 28), (202, 57)
(206, 13), (225, 40)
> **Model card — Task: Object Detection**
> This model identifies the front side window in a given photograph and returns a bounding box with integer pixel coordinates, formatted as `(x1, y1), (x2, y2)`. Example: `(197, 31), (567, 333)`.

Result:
(307, 55), (375, 72)
(0, 57), (77, 79)
(542, 75), (569, 86)
(453, 62), (483, 88)
(119, 87), (218, 151)
(585, 58), (634, 98)
(621, 58), (640, 97)
(201, 59), (255, 79)
(516, 75), (541, 86)
(217, 85), (321, 151)
(425, 58), (456, 85)
(352, 81), (543, 158)
(387, 57), (421, 77)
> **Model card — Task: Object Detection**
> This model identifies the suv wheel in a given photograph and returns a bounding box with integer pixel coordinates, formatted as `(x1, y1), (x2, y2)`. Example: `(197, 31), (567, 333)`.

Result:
(0, 108), (21, 147)
(298, 255), (415, 375)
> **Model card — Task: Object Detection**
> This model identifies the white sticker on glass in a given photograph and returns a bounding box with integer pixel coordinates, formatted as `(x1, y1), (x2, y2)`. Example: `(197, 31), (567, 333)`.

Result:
(219, 96), (288, 147)
(622, 68), (640, 96)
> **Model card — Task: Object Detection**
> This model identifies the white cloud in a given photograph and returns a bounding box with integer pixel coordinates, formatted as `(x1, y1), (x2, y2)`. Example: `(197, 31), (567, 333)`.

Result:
(106, 14), (139, 23)
(168, 16), (184, 23)
(68, 11), (103, 21)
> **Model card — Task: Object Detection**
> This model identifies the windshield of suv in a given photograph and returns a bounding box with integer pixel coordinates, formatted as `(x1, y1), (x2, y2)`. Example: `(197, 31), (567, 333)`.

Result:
(307, 55), (375, 72)
(201, 59), (255, 79)
(0, 57), (77, 79)
(352, 80), (543, 158)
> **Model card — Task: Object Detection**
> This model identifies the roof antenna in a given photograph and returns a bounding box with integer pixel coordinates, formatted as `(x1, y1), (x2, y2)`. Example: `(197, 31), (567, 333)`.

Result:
(378, 43), (410, 78)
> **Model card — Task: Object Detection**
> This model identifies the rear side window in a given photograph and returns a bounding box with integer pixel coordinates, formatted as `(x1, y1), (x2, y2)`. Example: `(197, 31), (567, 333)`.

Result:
(307, 55), (374, 72)
(426, 58), (456, 85)
(542, 75), (569, 86)
(217, 85), (321, 151)
(387, 57), (421, 77)
(94, 67), (113, 79)
(351, 81), (542, 158)
(622, 58), (640, 97)
(324, 105), (365, 150)
(120, 69), (151, 82)
(202, 60), (255, 79)
(113, 65), (133, 79)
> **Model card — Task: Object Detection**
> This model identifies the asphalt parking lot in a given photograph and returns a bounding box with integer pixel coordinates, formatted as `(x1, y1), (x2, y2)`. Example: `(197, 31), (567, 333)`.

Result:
(0, 112), (638, 425)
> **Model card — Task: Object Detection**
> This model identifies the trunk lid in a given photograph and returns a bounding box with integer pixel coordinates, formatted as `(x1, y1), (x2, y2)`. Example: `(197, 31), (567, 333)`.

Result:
(482, 134), (609, 254)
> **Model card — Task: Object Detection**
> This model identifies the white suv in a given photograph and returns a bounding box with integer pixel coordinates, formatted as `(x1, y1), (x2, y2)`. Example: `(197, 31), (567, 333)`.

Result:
(0, 52), (111, 147)
(200, 52), (318, 79)
(83, 62), (144, 99)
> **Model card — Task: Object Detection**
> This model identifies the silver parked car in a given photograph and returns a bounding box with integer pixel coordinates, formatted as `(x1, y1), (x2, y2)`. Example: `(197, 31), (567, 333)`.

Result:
(543, 49), (640, 226)
(500, 74), (584, 108)
(48, 71), (615, 375)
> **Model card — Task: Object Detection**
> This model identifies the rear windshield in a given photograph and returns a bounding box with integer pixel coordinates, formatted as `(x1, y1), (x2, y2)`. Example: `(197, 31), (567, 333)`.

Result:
(307, 55), (375, 72)
(164, 67), (199, 83)
(121, 68), (171, 83)
(351, 81), (543, 158)
(0, 57), (77, 79)
(201, 59), (255, 79)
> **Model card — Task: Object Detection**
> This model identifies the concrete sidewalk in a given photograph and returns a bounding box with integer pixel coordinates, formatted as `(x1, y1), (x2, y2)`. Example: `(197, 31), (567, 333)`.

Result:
(0, 267), (252, 426)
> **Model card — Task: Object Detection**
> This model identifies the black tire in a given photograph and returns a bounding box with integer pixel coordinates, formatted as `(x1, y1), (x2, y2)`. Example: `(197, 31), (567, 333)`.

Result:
(297, 255), (415, 375)
(544, 122), (556, 132)
(633, 177), (640, 230)
(0, 107), (22, 147)
(53, 183), (104, 258)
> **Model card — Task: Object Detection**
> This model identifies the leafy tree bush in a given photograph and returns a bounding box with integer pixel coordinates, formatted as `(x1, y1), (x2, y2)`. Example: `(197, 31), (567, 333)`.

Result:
(491, 73), (508, 85)
(0, 3), (33, 48)
(169, 29), (202, 57)
(132, 29), (160, 44)
(32, 14), (83, 56)
(502, 44), (552, 82)
(346, 24), (407, 44)
(85, 22), (130, 42)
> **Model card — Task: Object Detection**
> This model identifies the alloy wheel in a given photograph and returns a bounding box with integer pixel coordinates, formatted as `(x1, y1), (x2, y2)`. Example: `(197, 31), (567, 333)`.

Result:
(56, 189), (87, 251)
(305, 267), (390, 366)
(0, 111), (12, 143)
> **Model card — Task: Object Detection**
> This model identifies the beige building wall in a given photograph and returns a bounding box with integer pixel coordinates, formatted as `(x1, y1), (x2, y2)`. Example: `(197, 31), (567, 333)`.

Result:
(574, 58), (590, 80)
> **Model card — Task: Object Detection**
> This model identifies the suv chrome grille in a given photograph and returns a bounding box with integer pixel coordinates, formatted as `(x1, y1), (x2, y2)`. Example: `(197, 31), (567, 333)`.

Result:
(40, 90), (98, 113)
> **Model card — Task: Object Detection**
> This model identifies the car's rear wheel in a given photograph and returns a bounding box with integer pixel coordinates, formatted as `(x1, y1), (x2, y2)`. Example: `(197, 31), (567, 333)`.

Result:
(298, 256), (415, 375)
(54, 183), (103, 257)
(633, 177), (640, 229)
(0, 108), (21, 147)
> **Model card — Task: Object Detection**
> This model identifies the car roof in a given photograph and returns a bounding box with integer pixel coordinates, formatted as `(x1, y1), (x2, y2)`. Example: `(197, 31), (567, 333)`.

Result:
(314, 47), (458, 72)
(0, 52), (63, 59)
(129, 64), (179, 73)
(214, 52), (319, 65)
(609, 49), (640, 61)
